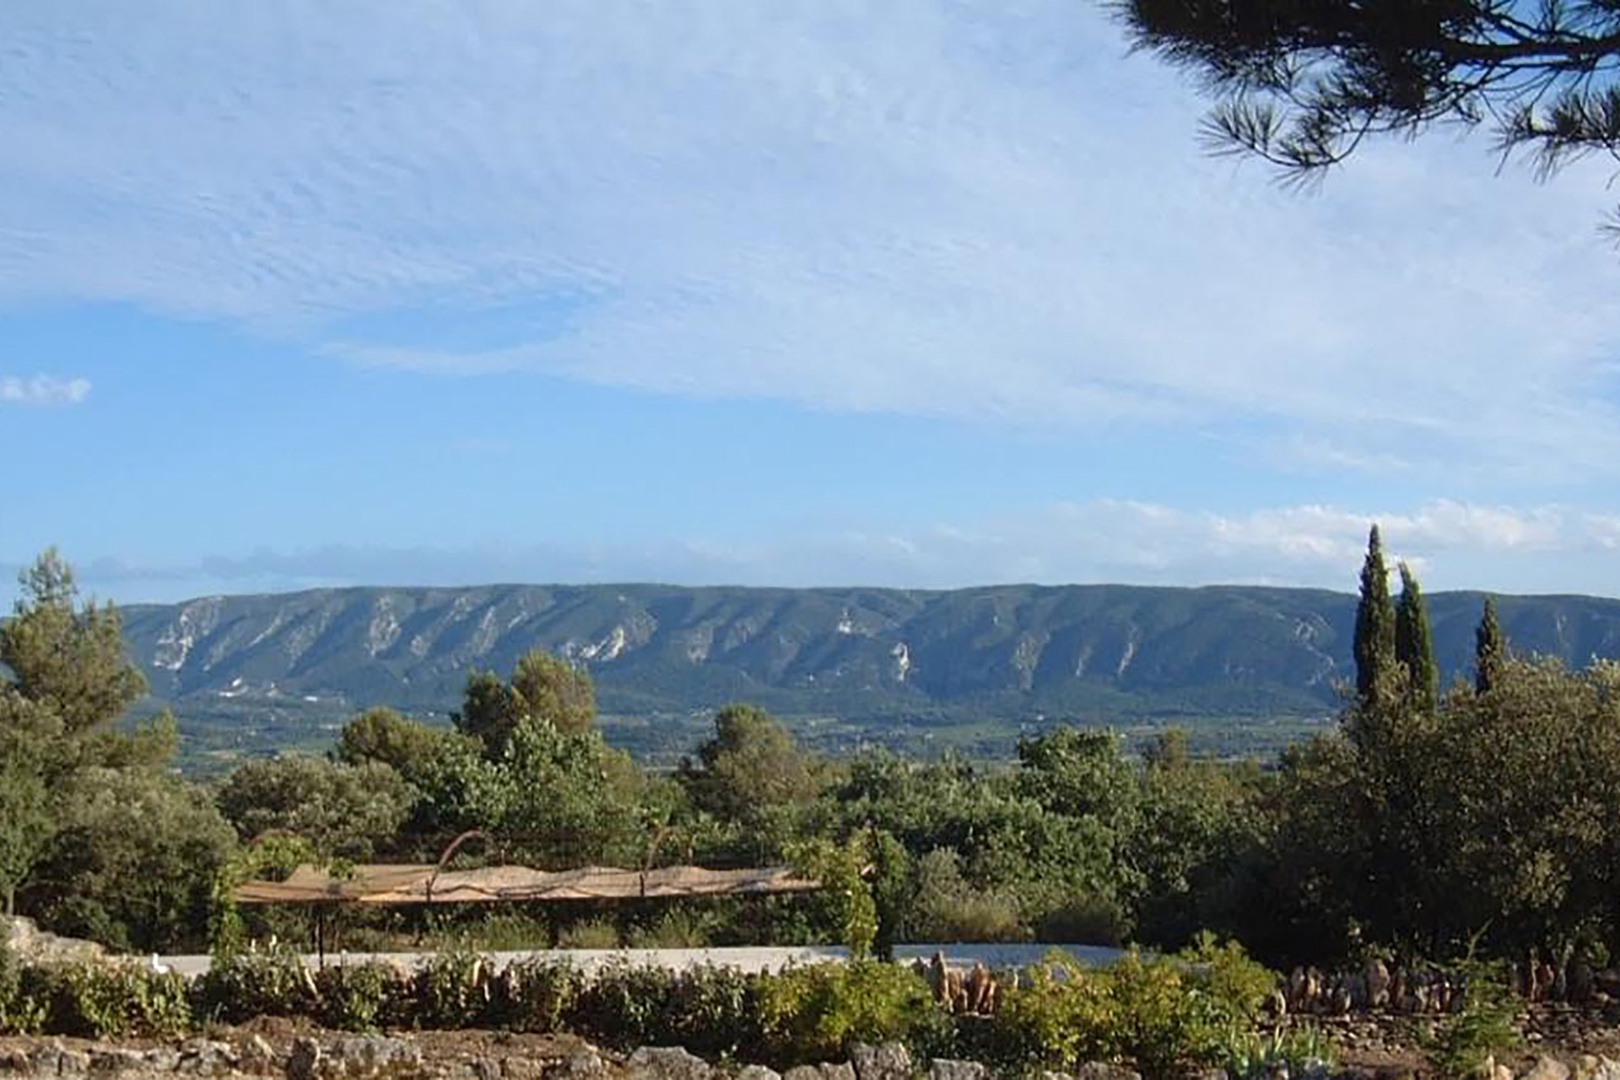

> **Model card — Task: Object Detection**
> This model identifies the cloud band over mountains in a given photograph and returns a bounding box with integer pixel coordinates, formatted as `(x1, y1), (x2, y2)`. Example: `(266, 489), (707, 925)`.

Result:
(12, 499), (1614, 606)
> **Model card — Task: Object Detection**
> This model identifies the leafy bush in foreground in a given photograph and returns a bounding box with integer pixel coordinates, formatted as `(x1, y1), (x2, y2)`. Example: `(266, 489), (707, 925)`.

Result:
(760, 959), (951, 1064)
(1218, 1024), (1337, 1080)
(502, 956), (584, 1033)
(1425, 958), (1520, 1079)
(413, 945), (496, 1029)
(993, 940), (1276, 1080)
(570, 962), (674, 1048)
(657, 964), (765, 1060)
(193, 938), (314, 1023)
(0, 934), (22, 1032)
(0, 931), (1287, 1080)
(314, 961), (406, 1032)
(29, 962), (190, 1038)
(991, 954), (1118, 1070)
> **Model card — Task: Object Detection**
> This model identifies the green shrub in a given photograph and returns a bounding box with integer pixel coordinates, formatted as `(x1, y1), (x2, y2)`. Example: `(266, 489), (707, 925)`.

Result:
(557, 919), (620, 949)
(1, 972), (46, 1035)
(659, 965), (766, 1060)
(1218, 1024), (1337, 1080)
(624, 908), (718, 949)
(928, 895), (1026, 944)
(561, 962), (765, 1058)
(790, 838), (878, 959)
(570, 962), (674, 1048)
(1108, 950), (1227, 1080)
(1180, 933), (1276, 1028)
(908, 848), (1027, 944)
(760, 959), (951, 1065)
(208, 836), (317, 959)
(0, 935), (21, 1033)
(1033, 895), (1131, 947)
(503, 956), (584, 1033)
(991, 941), (1278, 1080)
(431, 912), (551, 953)
(194, 939), (315, 1023)
(712, 893), (821, 947)
(992, 954), (1120, 1071)
(35, 962), (191, 1038)
(991, 952), (1121, 1075)
(413, 946), (496, 1029)
(1425, 959), (1519, 1079)
(314, 962), (406, 1031)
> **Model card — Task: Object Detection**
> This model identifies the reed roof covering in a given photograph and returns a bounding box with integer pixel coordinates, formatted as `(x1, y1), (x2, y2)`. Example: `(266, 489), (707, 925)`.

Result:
(235, 863), (820, 906)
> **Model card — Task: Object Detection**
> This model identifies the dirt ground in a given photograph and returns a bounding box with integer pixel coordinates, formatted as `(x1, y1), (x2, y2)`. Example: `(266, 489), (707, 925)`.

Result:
(1298, 1003), (1620, 1076)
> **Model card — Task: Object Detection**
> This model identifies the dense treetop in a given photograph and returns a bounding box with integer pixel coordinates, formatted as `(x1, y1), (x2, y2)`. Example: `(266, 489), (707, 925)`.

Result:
(1113, 0), (1620, 219)
(8, 543), (1620, 975)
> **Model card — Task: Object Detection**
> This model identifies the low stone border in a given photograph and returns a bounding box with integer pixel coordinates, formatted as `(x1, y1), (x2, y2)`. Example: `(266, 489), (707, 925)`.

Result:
(5, 1032), (1620, 1080)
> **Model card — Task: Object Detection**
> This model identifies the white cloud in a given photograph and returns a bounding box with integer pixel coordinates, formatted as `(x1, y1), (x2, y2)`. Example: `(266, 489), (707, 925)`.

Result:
(1, 2), (1619, 474)
(0, 374), (91, 407)
(20, 499), (1620, 605)
(675, 500), (1620, 596)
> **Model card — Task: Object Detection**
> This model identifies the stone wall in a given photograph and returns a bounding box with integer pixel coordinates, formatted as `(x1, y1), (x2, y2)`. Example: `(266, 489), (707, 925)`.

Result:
(0, 1035), (1106, 1080)
(3, 1030), (1620, 1080)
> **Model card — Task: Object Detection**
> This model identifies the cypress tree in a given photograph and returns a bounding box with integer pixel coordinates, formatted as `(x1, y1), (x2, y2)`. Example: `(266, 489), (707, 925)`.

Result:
(1394, 562), (1438, 712)
(1353, 524), (1397, 705)
(1475, 596), (1506, 694)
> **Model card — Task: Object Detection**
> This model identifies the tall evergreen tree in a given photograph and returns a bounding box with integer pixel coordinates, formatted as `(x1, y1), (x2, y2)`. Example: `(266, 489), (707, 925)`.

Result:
(0, 549), (146, 736)
(0, 691), (56, 916)
(1475, 596), (1507, 694)
(1395, 563), (1439, 712)
(1353, 525), (1397, 706)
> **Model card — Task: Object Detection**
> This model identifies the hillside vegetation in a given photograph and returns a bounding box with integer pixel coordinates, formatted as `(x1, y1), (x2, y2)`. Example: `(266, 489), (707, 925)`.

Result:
(7, 540), (1620, 1079)
(118, 582), (1620, 763)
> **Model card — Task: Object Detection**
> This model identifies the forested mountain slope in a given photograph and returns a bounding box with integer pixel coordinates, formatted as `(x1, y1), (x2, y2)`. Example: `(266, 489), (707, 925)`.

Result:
(119, 583), (1620, 760)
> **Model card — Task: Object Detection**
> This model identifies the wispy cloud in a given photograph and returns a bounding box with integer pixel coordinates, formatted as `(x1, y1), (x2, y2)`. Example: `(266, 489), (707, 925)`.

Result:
(2, 2), (1619, 475)
(17, 499), (1619, 605)
(0, 374), (91, 407)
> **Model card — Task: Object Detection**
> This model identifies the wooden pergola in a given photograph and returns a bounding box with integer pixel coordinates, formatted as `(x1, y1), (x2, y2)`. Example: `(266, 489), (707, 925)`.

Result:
(236, 863), (822, 906)
(234, 862), (822, 962)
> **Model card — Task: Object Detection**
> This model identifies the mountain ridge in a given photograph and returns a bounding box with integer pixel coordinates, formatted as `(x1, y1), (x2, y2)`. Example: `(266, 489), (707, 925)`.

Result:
(113, 581), (1620, 764)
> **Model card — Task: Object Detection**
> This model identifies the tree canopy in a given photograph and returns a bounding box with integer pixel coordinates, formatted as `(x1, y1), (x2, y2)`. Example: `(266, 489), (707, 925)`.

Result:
(216, 755), (415, 860)
(1475, 595), (1508, 692)
(1395, 562), (1439, 713)
(680, 704), (821, 825)
(0, 552), (183, 921)
(455, 648), (597, 754)
(335, 705), (469, 780)
(17, 545), (1620, 972)
(0, 691), (54, 916)
(1, 549), (146, 736)
(1352, 524), (1397, 710)
(1113, 0), (1620, 219)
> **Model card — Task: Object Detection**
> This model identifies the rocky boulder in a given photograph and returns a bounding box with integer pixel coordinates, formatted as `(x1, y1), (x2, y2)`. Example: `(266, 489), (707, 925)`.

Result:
(928, 1062), (986, 1080)
(624, 1048), (712, 1080)
(286, 1036), (424, 1080)
(850, 1045), (910, 1080)
(1, 918), (103, 966)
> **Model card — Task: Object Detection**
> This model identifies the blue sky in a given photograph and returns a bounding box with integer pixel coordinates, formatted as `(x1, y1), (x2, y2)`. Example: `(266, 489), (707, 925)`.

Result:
(4, 0), (1620, 604)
